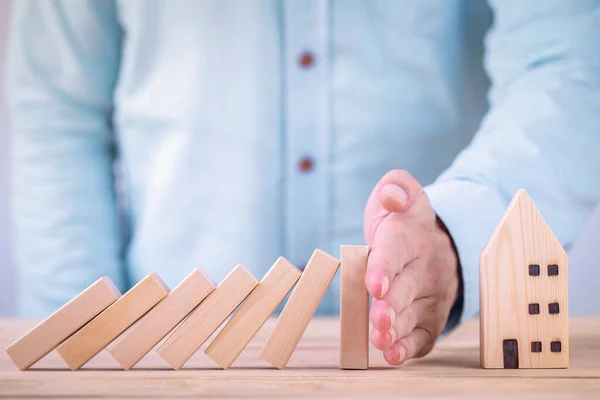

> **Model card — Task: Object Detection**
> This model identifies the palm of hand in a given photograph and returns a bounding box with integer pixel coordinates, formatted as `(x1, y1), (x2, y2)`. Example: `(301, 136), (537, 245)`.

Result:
(363, 170), (459, 365)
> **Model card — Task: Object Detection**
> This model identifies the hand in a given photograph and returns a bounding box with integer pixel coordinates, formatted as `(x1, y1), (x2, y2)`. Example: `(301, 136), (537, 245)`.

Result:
(363, 170), (460, 365)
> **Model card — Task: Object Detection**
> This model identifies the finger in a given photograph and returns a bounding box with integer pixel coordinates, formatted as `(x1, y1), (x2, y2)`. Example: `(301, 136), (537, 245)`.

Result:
(369, 260), (428, 329)
(391, 299), (430, 344)
(370, 298), (429, 351)
(370, 328), (395, 352)
(383, 263), (431, 315)
(365, 221), (420, 298)
(364, 186), (393, 245)
(370, 298), (396, 332)
(363, 169), (427, 245)
(383, 328), (433, 366)
(376, 170), (425, 214)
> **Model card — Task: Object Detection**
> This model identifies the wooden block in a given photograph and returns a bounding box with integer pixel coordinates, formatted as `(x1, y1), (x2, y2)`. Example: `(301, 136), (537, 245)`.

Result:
(157, 265), (258, 370)
(5, 277), (121, 370)
(260, 249), (340, 369)
(205, 257), (301, 369)
(480, 189), (569, 369)
(108, 269), (215, 370)
(339, 245), (369, 370)
(57, 273), (169, 370)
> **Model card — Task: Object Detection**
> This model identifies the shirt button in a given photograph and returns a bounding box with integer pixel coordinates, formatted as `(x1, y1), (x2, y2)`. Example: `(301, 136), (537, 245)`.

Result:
(298, 52), (315, 68)
(298, 156), (315, 172)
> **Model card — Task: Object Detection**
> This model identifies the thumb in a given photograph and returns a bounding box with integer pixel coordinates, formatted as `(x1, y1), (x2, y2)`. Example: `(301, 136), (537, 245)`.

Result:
(377, 170), (425, 214)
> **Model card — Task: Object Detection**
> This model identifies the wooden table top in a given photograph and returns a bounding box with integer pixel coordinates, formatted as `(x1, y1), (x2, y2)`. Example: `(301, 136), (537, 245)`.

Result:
(1, 317), (599, 399)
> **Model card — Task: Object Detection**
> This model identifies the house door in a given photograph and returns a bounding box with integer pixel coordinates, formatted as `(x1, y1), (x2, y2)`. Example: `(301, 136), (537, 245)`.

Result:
(503, 339), (519, 369)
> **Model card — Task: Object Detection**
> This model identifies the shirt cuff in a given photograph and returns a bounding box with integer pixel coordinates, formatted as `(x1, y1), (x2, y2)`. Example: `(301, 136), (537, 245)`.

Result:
(425, 180), (509, 325)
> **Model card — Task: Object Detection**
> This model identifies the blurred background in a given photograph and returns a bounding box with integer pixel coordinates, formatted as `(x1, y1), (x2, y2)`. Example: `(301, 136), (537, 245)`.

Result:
(1, 0), (15, 315)
(0, 0), (599, 316)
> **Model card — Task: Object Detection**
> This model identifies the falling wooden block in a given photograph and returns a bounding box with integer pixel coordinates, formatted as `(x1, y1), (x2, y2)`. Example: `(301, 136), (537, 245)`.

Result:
(57, 273), (169, 370)
(339, 245), (369, 370)
(480, 189), (569, 369)
(157, 265), (258, 370)
(260, 249), (340, 369)
(5, 277), (121, 370)
(108, 269), (215, 370)
(205, 257), (301, 369)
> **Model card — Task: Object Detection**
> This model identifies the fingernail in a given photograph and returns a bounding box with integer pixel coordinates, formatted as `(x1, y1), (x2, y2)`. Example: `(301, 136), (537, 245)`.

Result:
(385, 346), (401, 366)
(381, 276), (390, 297)
(382, 184), (408, 205)
(389, 327), (397, 344)
(398, 345), (407, 363)
(387, 307), (396, 330)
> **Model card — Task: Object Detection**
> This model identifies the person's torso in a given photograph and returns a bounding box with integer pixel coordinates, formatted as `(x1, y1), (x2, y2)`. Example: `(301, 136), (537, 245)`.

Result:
(112, 0), (484, 313)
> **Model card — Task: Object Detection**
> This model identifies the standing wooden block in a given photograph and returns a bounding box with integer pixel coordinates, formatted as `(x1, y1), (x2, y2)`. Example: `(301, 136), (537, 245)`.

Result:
(339, 245), (369, 370)
(57, 273), (169, 370)
(108, 269), (215, 370)
(157, 265), (258, 370)
(480, 189), (569, 369)
(205, 257), (301, 369)
(5, 277), (121, 370)
(260, 249), (340, 369)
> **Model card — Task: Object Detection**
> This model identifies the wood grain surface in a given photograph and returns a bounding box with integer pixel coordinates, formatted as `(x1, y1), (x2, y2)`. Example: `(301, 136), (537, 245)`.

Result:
(339, 245), (369, 370)
(1, 317), (599, 399)
(5, 277), (120, 370)
(205, 257), (300, 369)
(260, 249), (340, 369)
(481, 190), (569, 369)
(56, 273), (169, 370)
(109, 269), (215, 370)
(157, 265), (258, 370)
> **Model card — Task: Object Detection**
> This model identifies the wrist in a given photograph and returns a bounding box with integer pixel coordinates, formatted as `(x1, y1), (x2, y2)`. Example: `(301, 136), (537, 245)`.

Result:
(434, 216), (462, 303)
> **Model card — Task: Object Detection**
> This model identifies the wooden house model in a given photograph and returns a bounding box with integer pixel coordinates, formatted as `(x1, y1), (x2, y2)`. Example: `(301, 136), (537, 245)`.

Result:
(480, 189), (569, 369)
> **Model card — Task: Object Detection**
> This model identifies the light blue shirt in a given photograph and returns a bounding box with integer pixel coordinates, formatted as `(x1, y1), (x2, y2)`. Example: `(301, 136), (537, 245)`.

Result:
(7, 1), (600, 321)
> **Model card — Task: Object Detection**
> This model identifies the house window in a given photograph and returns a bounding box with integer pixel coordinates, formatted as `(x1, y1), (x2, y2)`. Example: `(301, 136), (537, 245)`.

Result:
(528, 303), (540, 315)
(549, 303), (560, 314)
(529, 264), (540, 276)
(548, 264), (559, 276)
(531, 341), (542, 353)
(551, 341), (562, 352)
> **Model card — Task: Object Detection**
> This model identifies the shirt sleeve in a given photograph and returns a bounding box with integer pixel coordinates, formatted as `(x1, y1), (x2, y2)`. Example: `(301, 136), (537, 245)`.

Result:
(7, 0), (125, 317)
(426, 0), (600, 325)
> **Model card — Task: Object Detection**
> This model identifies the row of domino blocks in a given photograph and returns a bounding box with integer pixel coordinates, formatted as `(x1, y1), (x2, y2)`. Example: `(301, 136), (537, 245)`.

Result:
(6, 246), (369, 371)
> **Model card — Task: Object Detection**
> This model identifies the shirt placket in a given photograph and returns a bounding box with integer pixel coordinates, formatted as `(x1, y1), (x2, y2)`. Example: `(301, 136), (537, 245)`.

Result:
(282, 0), (331, 273)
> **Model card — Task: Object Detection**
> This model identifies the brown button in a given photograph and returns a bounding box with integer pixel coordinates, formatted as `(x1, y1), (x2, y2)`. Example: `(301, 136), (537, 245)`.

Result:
(298, 156), (314, 172)
(298, 52), (315, 68)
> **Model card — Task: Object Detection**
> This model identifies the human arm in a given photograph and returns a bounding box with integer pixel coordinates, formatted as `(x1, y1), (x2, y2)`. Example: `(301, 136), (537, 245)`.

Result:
(365, 0), (600, 365)
(7, 0), (125, 317)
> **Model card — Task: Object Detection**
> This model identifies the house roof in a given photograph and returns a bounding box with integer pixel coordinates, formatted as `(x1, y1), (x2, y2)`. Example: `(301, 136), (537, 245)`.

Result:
(480, 189), (566, 266)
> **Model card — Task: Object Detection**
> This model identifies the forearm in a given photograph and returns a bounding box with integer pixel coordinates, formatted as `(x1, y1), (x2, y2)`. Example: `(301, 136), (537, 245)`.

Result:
(11, 124), (124, 317)
(8, 0), (125, 317)
(427, 0), (600, 324)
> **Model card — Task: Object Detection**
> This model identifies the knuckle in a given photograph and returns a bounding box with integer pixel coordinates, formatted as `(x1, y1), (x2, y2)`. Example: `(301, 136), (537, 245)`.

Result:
(402, 270), (419, 304)
(424, 300), (437, 315)
(418, 330), (436, 358)
(369, 249), (393, 276)
(416, 342), (435, 358)
(405, 307), (418, 330)
(425, 264), (440, 288)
